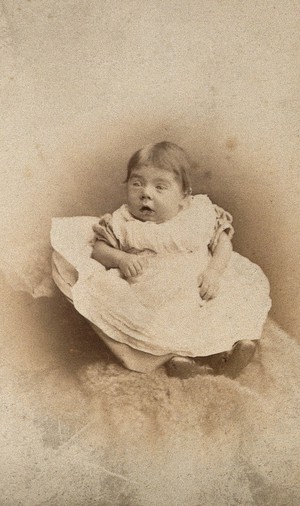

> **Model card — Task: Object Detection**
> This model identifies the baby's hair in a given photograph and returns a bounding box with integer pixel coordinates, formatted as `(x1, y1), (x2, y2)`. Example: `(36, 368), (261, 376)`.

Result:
(125, 141), (192, 195)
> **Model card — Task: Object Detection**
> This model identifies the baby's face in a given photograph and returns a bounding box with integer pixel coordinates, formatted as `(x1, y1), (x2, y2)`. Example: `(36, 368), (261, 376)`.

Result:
(127, 166), (186, 223)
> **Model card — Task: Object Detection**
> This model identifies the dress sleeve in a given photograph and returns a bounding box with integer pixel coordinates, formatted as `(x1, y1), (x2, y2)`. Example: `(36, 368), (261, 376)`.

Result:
(92, 214), (120, 249)
(209, 205), (234, 253)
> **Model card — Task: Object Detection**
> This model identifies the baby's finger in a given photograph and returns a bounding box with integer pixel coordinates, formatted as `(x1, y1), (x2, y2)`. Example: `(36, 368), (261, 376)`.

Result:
(138, 258), (146, 271)
(129, 264), (139, 277)
(199, 285), (206, 297)
(198, 274), (203, 286)
(203, 287), (214, 300)
(202, 290), (210, 300)
(199, 282), (209, 297)
(123, 268), (131, 278)
(134, 260), (144, 274)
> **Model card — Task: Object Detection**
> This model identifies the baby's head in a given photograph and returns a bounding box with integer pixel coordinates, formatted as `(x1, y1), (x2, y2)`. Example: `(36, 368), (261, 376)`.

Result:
(125, 142), (192, 223)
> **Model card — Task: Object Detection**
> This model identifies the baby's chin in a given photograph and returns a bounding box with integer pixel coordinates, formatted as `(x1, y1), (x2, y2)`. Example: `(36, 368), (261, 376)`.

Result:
(133, 213), (161, 223)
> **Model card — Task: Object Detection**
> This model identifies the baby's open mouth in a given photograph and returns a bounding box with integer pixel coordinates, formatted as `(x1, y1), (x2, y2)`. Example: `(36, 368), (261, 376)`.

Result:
(140, 205), (154, 213)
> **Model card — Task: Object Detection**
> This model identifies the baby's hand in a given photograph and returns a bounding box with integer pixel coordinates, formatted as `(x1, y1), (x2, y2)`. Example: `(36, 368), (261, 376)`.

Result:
(118, 253), (149, 278)
(198, 268), (221, 301)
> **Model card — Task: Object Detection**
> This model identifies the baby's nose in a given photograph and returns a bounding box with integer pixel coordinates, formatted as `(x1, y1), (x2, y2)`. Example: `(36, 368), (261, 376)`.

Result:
(141, 186), (153, 198)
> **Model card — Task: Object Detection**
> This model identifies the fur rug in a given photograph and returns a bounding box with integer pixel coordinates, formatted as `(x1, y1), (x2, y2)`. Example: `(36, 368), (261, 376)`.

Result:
(1, 281), (300, 505)
(75, 318), (300, 506)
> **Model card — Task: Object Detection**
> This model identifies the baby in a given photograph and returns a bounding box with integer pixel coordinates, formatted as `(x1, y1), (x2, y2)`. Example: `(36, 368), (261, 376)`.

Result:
(89, 142), (271, 379)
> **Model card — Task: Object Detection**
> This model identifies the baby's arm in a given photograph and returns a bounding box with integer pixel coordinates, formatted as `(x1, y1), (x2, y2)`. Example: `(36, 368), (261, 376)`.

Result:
(92, 241), (148, 278)
(198, 232), (232, 300)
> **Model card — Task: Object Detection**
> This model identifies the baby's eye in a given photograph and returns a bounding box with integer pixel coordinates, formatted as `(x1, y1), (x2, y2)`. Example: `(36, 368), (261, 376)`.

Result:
(156, 185), (167, 191)
(131, 180), (142, 187)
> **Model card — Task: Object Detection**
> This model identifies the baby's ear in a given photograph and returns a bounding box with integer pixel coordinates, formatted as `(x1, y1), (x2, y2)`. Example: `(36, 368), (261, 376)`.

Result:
(180, 190), (191, 209)
(182, 187), (192, 198)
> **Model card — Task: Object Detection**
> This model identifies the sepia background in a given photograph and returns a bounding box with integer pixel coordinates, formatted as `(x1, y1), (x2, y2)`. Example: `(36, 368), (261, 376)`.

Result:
(0, 1), (299, 505)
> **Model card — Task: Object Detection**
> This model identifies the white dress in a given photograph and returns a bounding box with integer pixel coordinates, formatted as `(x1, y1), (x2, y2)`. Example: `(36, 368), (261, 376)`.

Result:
(70, 195), (271, 357)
